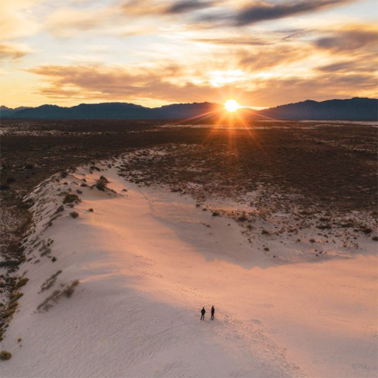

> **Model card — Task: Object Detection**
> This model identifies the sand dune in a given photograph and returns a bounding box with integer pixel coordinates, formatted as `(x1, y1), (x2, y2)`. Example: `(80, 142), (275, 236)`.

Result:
(1, 159), (377, 378)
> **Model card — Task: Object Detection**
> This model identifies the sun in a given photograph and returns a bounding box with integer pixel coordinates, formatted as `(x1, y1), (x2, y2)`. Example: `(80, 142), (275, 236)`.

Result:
(224, 99), (240, 112)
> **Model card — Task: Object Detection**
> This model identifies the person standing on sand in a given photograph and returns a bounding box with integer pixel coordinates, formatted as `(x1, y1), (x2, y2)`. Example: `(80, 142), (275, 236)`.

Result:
(200, 307), (206, 320)
(211, 306), (215, 320)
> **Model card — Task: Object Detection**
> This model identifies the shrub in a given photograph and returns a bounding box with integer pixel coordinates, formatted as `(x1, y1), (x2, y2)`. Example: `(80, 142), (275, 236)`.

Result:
(40, 270), (62, 292)
(261, 229), (270, 235)
(238, 214), (248, 222)
(0, 351), (12, 361)
(63, 194), (79, 204)
(2, 308), (15, 318)
(25, 164), (34, 170)
(212, 211), (220, 217)
(52, 257), (57, 262)
(37, 280), (79, 312)
(8, 301), (18, 309)
(10, 292), (23, 301)
(372, 236), (378, 241)
(70, 212), (79, 219)
(88, 208), (94, 212)
(64, 280), (79, 297)
(95, 177), (108, 191)
(56, 205), (64, 213)
(15, 278), (28, 289)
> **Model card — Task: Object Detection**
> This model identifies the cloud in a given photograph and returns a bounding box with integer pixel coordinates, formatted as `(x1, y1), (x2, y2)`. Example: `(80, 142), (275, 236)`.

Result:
(0, 43), (32, 60)
(45, 6), (116, 38)
(192, 37), (269, 46)
(313, 26), (378, 52)
(27, 64), (206, 102)
(166, 0), (214, 14)
(0, 1), (42, 39)
(316, 60), (377, 73)
(238, 44), (312, 71)
(121, 0), (214, 16)
(234, 0), (353, 26)
(26, 61), (378, 107)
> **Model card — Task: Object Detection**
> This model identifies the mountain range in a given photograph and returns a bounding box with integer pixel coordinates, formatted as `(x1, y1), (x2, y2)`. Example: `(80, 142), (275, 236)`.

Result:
(1, 97), (377, 121)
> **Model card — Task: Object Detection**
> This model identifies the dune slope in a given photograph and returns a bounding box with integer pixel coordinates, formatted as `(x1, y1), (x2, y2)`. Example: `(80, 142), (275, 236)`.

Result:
(1, 160), (377, 378)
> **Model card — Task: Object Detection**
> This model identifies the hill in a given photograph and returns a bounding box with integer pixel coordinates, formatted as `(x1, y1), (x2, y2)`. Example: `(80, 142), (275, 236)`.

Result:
(1, 98), (377, 120)
(260, 97), (378, 121)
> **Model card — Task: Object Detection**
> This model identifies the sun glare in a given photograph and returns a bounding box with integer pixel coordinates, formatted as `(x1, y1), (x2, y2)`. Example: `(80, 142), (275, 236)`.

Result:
(224, 99), (240, 112)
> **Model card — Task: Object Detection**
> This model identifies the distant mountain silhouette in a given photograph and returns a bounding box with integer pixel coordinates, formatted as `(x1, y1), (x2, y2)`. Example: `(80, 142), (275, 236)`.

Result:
(1, 98), (377, 121)
(260, 98), (378, 121)
(0, 106), (29, 118)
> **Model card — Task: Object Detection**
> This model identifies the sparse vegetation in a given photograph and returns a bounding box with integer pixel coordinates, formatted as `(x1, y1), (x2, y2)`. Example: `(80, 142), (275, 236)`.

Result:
(10, 292), (23, 301)
(63, 194), (80, 204)
(37, 280), (79, 312)
(95, 176), (109, 191)
(0, 350), (12, 361)
(15, 278), (28, 289)
(40, 270), (62, 292)
(3, 308), (16, 318)
(56, 205), (64, 213)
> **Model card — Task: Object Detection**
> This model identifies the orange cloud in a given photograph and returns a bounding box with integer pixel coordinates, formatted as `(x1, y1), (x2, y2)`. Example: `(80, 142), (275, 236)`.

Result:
(0, 43), (32, 60)
(26, 62), (378, 107)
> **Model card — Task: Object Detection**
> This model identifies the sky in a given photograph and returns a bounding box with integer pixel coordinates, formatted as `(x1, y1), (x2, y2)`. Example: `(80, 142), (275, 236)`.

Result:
(0, 0), (377, 109)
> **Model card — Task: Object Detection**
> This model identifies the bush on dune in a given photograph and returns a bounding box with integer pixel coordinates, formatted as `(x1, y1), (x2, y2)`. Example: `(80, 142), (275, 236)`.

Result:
(63, 194), (80, 204)
(95, 176), (109, 191)
(15, 278), (28, 289)
(0, 350), (12, 361)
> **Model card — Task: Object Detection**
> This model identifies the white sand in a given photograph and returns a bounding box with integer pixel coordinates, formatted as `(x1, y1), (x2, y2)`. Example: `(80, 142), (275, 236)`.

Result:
(1, 160), (377, 378)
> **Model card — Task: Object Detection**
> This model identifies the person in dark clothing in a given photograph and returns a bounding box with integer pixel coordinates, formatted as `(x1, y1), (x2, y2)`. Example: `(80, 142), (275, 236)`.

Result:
(200, 307), (206, 320)
(211, 306), (215, 320)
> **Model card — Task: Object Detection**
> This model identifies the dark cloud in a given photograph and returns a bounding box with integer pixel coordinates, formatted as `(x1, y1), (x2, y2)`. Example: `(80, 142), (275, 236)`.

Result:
(121, 0), (214, 17)
(166, 0), (213, 14)
(235, 0), (352, 26)
(316, 60), (377, 73)
(314, 28), (378, 52)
